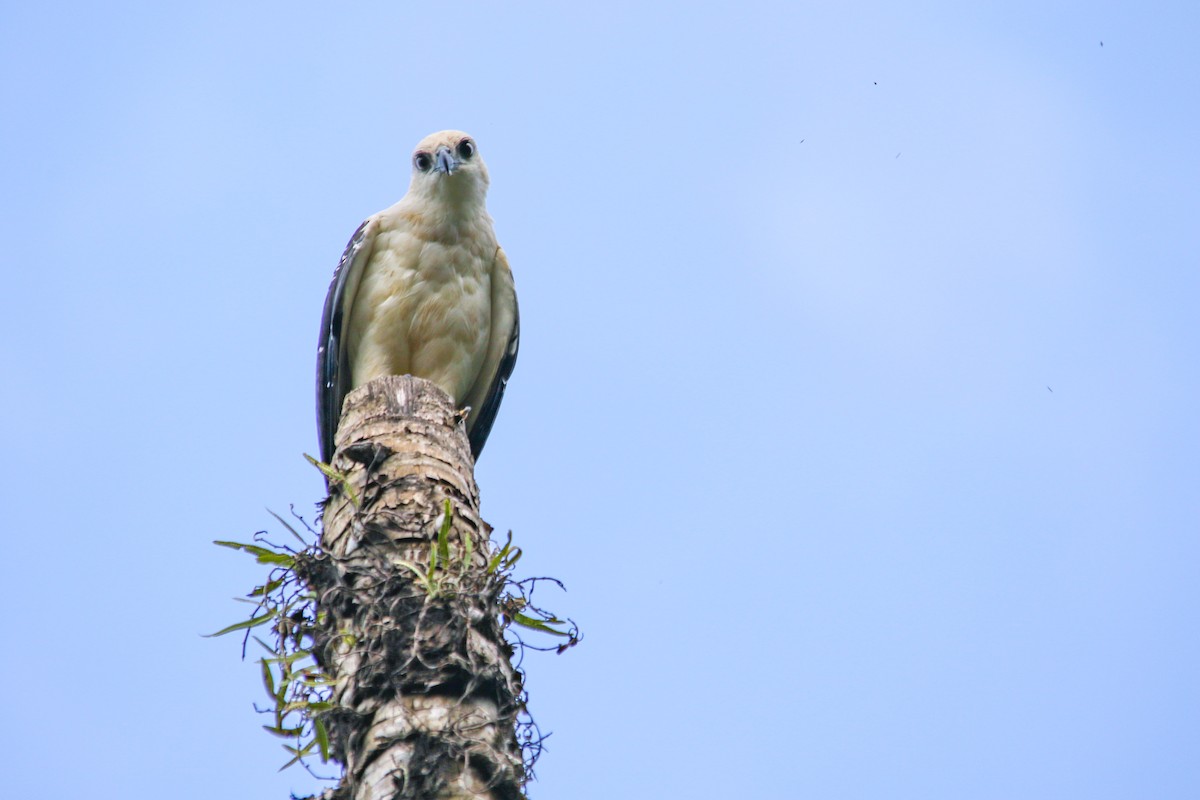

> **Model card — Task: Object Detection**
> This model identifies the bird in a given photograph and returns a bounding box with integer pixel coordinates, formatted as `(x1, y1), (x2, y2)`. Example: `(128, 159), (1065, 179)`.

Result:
(316, 130), (519, 467)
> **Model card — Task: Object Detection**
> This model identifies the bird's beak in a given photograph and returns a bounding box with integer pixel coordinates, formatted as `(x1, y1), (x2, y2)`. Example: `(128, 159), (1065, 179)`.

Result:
(434, 145), (458, 175)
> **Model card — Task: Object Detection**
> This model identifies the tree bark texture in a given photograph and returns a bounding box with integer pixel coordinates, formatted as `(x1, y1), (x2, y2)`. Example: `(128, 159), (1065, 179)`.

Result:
(301, 375), (525, 800)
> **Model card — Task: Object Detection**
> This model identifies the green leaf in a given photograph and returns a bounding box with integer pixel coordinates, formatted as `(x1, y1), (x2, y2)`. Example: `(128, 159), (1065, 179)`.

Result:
(214, 541), (273, 558)
(505, 547), (523, 569)
(306, 453), (360, 507)
(249, 577), (285, 597)
(262, 724), (305, 739)
(279, 739), (317, 770)
(275, 674), (289, 704)
(203, 612), (276, 638)
(303, 454), (338, 482)
(260, 658), (276, 697)
(395, 559), (428, 583)
(213, 540), (294, 567)
(487, 533), (512, 573)
(266, 508), (307, 547)
(486, 530), (523, 574)
(275, 648), (313, 665)
(314, 719), (331, 762)
(437, 499), (453, 564)
(511, 612), (572, 637)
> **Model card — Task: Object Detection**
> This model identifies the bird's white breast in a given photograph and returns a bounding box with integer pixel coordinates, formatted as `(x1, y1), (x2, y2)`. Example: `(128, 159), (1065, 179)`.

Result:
(346, 210), (495, 403)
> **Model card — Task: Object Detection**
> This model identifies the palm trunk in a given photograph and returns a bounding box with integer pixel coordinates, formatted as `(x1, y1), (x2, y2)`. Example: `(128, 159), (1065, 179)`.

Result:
(302, 375), (526, 800)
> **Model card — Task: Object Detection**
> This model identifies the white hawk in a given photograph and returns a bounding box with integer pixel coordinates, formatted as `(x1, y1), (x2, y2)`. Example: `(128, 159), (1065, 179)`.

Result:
(316, 130), (519, 465)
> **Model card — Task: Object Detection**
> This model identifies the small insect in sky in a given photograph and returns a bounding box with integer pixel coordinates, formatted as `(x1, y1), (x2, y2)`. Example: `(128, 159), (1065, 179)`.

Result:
(895, 152), (901, 158)
(1047, 386), (1054, 393)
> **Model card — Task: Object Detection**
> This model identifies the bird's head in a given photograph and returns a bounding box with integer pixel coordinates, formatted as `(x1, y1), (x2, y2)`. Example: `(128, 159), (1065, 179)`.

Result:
(407, 130), (490, 209)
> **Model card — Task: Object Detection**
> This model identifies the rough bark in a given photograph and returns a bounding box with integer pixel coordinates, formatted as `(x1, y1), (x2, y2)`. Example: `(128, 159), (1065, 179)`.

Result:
(301, 375), (526, 800)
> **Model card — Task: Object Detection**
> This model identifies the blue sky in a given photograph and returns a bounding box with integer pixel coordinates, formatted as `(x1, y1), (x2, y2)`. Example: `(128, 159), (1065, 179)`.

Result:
(3, 1), (1198, 798)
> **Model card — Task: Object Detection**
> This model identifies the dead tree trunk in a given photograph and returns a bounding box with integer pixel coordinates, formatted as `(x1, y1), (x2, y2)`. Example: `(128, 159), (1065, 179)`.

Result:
(302, 375), (526, 800)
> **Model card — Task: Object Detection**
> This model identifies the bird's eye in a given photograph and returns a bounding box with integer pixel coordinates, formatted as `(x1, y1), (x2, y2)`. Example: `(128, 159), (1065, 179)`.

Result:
(413, 152), (433, 172)
(456, 139), (475, 160)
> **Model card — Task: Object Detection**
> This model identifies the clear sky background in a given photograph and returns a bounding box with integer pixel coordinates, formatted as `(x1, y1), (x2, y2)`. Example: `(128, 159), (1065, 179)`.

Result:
(2, 1), (1198, 798)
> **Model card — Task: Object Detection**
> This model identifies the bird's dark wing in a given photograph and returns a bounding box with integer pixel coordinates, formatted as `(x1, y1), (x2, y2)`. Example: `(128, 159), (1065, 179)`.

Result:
(464, 247), (519, 459)
(316, 218), (377, 465)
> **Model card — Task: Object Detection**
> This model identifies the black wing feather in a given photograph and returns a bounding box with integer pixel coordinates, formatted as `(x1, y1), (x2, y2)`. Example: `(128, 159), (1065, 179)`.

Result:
(316, 220), (371, 465)
(467, 306), (520, 459)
